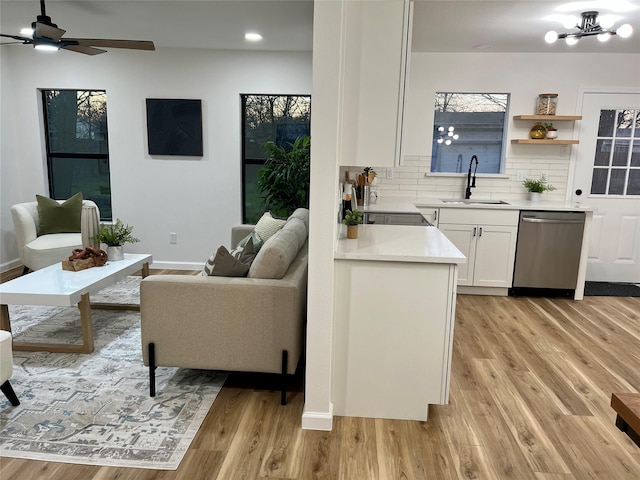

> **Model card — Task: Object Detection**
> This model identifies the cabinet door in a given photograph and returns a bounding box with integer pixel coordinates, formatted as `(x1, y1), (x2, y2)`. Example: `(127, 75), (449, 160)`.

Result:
(473, 225), (518, 287)
(438, 223), (476, 286)
(339, 0), (411, 167)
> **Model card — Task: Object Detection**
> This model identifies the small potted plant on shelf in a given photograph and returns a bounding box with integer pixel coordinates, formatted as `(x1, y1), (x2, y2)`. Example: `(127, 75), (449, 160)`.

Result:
(342, 209), (363, 239)
(522, 174), (556, 202)
(544, 123), (558, 140)
(92, 219), (140, 261)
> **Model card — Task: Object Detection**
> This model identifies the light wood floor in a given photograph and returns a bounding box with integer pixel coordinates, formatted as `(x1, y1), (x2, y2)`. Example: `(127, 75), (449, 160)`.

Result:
(1, 268), (639, 479)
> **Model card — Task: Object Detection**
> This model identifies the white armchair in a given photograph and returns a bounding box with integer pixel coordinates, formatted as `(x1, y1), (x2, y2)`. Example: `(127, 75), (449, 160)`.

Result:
(11, 199), (100, 273)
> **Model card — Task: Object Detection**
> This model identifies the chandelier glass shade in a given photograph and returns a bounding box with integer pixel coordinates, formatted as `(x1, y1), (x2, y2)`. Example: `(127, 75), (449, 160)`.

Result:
(436, 125), (459, 146)
(545, 11), (633, 45)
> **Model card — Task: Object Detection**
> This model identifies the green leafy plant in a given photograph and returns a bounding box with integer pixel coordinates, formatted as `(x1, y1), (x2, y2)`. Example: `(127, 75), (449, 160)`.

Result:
(544, 123), (556, 131)
(342, 209), (363, 226)
(92, 219), (140, 246)
(522, 174), (556, 193)
(256, 136), (311, 218)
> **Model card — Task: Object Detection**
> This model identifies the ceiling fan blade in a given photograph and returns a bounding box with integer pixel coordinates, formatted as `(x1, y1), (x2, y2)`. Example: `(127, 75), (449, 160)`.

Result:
(35, 22), (65, 41)
(62, 44), (107, 55)
(0, 33), (32, 44)
(65, 38), (155, 51)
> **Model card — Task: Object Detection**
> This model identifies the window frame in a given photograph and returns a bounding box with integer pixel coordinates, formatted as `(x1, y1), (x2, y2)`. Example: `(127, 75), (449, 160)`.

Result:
(41, 89), (112, 221)
(240, 93), (311, 224)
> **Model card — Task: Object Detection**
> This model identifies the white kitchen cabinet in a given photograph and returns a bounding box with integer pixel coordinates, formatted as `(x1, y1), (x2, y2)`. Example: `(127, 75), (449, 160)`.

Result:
(339, 0), (412, 167)
(438, 209), (518, 288)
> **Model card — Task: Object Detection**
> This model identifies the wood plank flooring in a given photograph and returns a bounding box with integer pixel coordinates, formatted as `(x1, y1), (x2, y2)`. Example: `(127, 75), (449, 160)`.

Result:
(1, 268), (639, 479)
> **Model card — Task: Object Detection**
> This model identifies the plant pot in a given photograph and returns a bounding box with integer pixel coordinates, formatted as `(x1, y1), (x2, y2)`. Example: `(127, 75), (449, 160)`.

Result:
(529, 192), (541, 202)
(107, 245), (124, 261)
(546, 130), (558, 139)
(346, 225), (359, 239)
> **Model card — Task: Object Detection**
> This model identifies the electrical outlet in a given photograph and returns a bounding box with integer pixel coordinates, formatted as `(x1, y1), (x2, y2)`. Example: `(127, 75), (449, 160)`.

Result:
(541, 171), (549, 179)
(169, 232), (177, 244)
(516, 170), (528, 181)
(386, 169), (394, 179)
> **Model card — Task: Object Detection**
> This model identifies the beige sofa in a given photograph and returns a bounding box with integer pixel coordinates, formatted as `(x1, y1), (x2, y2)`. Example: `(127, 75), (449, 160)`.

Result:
(140, 208), (309, 404)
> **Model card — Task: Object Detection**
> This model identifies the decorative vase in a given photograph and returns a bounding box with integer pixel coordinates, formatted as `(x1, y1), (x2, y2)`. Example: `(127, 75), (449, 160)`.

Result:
(347, 225), (359, 239)
(529, 123), (546, 140)
(530, 192), (541, 202)
(546, 130), (558, 139)
(107, 245), (124, 261)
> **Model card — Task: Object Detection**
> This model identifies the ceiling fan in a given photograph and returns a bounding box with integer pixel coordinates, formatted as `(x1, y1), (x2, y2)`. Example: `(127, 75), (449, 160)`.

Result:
(0, 0), (155, 55)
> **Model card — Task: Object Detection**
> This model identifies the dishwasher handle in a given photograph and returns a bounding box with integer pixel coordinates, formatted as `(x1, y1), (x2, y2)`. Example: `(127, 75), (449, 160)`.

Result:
(521, 217), (584, 225)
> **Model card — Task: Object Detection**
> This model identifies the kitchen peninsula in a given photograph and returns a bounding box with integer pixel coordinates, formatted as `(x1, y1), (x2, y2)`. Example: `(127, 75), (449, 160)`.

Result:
(333, 224), (465, 421)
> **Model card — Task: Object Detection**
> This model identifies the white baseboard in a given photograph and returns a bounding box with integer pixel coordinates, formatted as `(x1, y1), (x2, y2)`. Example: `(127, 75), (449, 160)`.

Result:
(301, 403), (334, 431)
(1, 258), (22, 274)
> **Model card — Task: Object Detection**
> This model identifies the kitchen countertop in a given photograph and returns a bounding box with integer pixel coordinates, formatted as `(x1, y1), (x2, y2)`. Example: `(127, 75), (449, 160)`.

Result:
(335, 224), (466, 264)
(362, 198), (594, 214)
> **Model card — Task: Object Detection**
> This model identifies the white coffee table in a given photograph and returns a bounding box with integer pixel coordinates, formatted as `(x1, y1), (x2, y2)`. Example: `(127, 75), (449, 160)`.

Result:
(0, 253), (152, 354)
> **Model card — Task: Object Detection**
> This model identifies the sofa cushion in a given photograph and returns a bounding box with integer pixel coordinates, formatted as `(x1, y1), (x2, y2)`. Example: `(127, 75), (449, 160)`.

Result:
(288, 208), (309, 231)
(236, 230), (264, 252)
(254, 212), (286, 243)
(36, 192), (83, 235)
(248, 228), (300, 279)
(282, 217), (307, 247)
(204, 237), (256, 277)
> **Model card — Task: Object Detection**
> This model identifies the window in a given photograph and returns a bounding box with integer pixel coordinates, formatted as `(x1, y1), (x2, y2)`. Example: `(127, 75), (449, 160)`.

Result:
(42, 90), (111, 220)
(241, 94), (311, 223)
(591, 109), (640, 196)
(431, 92), (509, 174)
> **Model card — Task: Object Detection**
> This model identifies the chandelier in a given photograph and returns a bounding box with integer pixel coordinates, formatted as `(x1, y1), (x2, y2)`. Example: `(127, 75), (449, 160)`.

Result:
(545, 11), (633, 45)
(436, 126), (459, 145)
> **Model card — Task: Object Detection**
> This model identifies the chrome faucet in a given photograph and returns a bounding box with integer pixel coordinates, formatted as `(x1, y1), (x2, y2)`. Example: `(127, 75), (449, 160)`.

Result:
(465, 155), (479, 199)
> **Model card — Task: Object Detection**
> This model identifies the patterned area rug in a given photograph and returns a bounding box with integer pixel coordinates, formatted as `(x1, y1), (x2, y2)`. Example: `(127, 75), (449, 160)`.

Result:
(0, 276), (226, 470)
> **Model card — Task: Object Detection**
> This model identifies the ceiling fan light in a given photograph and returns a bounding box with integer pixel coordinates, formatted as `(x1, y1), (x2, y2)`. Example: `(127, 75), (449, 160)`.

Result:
(34, 43), (59, 51)
(20, 27), (34, 38)
(544, 31), (558, 43)
(597, 32), (612, 42)
(565, 36), (579, 46)
(617, 23), (633, 38)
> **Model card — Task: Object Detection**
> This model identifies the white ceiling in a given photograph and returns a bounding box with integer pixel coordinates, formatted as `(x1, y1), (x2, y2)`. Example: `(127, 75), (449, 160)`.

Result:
(1, 0), (639, 54)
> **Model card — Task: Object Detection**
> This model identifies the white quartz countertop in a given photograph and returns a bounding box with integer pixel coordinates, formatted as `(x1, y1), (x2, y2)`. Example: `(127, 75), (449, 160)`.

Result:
(414, 197), (594, 212)
(361, 202), (420, 214)
(335, 224), (466, 264)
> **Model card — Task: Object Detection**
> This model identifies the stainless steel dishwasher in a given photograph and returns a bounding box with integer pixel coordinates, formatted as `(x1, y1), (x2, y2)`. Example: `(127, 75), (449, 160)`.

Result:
(512, 211), (585, 292)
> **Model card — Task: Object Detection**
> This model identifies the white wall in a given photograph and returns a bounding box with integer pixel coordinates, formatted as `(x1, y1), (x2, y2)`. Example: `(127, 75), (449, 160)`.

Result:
(368, 52), (640, 203)
(0, 46), (312, 270)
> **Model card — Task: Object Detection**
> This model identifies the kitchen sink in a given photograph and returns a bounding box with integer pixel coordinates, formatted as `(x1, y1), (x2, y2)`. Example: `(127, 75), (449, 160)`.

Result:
(440, 199), (510, 205)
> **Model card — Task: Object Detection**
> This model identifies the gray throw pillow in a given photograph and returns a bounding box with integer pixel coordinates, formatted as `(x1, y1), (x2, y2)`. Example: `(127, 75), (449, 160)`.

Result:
(204, 237), (256, 277)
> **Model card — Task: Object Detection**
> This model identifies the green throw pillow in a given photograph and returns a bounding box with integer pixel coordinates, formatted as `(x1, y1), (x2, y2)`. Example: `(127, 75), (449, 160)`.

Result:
(36, 192), (83, 235)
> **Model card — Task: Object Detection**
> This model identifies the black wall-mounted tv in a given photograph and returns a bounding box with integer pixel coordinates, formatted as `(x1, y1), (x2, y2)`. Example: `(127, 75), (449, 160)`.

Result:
(146, 98), (203, 156)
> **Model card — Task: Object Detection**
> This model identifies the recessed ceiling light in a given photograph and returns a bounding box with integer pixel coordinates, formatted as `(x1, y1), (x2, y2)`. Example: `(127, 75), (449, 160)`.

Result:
(473, 44), (493, 50)
(245, 32), (263, 42)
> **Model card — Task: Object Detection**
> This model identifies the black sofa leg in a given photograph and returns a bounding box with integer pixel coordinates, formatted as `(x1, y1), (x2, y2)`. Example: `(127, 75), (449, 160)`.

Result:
(149, 342), (156, 397)
(281, 350), (288, 406)
(1, 380), (20, 406)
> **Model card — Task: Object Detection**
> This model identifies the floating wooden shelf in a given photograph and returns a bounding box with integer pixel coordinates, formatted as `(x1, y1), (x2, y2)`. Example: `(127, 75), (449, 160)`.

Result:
(513, 115), (583, 121)
(511, 139), (580, 145)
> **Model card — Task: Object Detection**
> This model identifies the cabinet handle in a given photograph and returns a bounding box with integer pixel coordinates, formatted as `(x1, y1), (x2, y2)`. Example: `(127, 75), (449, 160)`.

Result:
(473, 227), (477, 237)
(434, 210), (438, 222)
(479, 227), (483, 237)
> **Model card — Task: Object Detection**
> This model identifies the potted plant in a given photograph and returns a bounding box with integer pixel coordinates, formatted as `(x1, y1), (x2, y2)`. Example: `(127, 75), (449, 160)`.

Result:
(544, 122), (558, 139)
(342, 209), (363, 239)
(522, 174), (556, 202)
(256, 136), (311, 218)
(92, 219), (140, 261)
